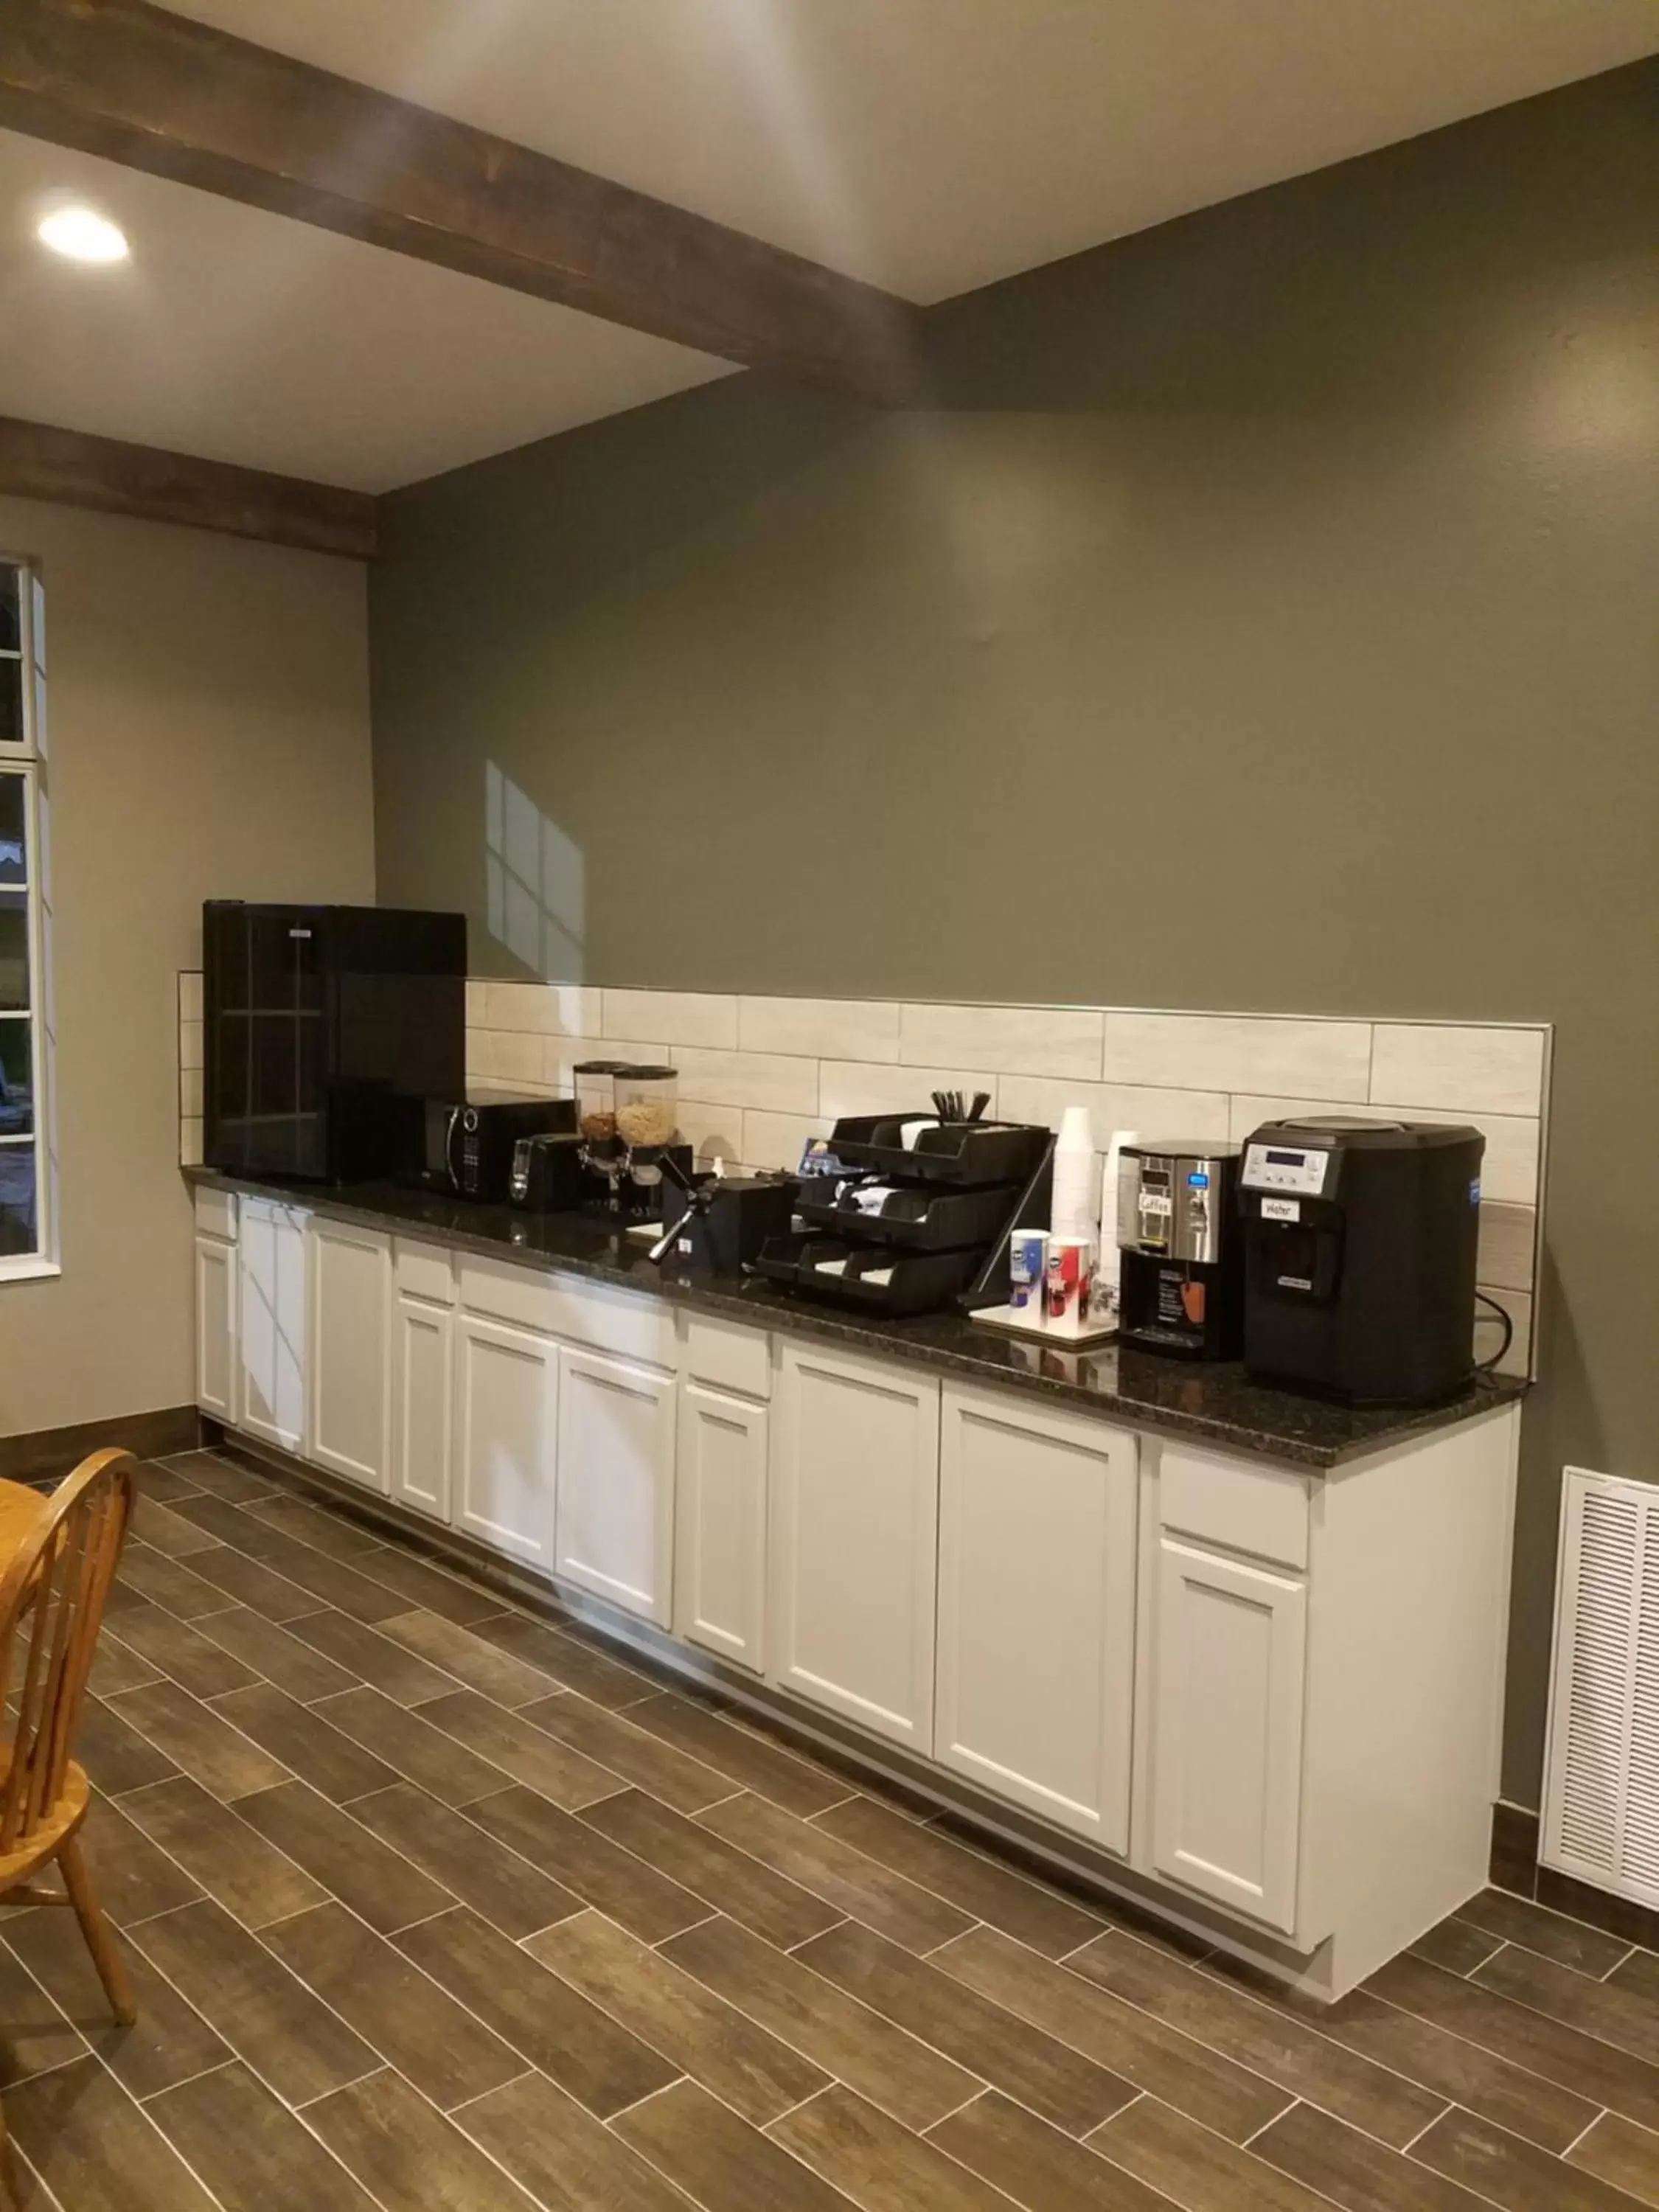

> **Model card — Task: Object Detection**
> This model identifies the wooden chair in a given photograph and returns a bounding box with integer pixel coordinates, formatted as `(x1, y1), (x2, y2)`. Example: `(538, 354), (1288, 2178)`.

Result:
(0, 1449), (139, 2189)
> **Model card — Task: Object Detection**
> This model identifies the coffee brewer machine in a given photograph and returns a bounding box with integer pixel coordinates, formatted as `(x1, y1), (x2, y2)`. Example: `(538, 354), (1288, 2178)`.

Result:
(1238, 1116), (1484, 1405)
(1116, 1142), (1244, 1359)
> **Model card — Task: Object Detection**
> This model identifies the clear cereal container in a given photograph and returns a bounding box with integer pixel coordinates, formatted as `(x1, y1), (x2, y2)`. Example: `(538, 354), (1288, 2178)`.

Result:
(615, 1065), (678, 1153)
(573, 1060), (627, 1150)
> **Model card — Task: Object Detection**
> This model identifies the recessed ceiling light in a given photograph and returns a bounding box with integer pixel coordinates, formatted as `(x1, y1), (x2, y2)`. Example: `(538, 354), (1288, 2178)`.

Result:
(36, 205), (129, 264)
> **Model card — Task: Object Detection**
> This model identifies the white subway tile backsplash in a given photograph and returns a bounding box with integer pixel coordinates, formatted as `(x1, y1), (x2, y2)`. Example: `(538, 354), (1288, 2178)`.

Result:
(999, 1074), (1230, 1153)
(603, 990), (739, 1051)
(179, 1116), (203, 1167)
(1105, 1012), (1371, 1102)
(675, 1102), (742, 1169)
(1475, 1284), (1533, 1379)
(742, 1110), (832, 1172)
(181, 1068), (203, 1118)
(818, 1061), (999, 1123)
(179, 1020), (204, 1074)
(1370, 1023), (1548, 1117)
(486, 981), (602, 1037)
(473, 1029), (555, 1090)
(543, 1035), (669, 1090)
(465, 979), (489, 1026)
(1228, 1093), (1542, 1208)
(178, 970), (203, 1021)
(1478, 1202), (1537, 1294)
(740, 996), (900, 1063)
(675, 1047), (818, 1115)
(900, 1002), (1103, 1080)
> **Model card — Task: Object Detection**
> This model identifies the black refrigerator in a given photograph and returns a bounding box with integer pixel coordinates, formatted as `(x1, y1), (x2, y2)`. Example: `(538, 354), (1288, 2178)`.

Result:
(202, 902), (466, 1183)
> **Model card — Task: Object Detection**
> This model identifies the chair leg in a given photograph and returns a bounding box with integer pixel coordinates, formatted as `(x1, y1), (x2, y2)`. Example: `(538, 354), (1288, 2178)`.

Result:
(58, 1833), (136, 2026)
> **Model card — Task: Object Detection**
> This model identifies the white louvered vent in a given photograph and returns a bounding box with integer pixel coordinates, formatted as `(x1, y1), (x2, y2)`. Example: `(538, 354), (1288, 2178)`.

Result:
(1542, 1467), (1659, 1906)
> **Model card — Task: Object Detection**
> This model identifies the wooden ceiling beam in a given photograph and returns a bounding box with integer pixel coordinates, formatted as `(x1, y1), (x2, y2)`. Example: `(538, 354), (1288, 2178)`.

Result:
(0, 0), (921, 400)
(0, 416), (378, 558)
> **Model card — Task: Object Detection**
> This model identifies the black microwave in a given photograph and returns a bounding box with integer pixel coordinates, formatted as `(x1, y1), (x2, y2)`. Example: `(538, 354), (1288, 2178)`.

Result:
(408, 1090), (577, 1202)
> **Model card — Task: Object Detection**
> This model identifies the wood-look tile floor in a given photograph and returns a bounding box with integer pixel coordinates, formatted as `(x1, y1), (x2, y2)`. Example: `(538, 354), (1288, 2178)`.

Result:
(5, 1446), (1656, 2211)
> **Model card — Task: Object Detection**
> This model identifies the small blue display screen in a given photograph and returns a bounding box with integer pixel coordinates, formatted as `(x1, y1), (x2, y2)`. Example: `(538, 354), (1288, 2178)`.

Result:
(1186, 1172), (1210, 1188)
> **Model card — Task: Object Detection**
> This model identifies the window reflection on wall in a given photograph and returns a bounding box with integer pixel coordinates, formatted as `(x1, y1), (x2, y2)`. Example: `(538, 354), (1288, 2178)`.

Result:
(484, 764), (586, 981)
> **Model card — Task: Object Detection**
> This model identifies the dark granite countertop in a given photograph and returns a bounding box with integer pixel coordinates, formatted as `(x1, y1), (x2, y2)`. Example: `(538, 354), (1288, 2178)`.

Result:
(187, 1169), (1526, 1471)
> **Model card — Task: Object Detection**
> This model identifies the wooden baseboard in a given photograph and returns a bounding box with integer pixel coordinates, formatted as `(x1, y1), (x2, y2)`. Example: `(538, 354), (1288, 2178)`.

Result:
(0, 1405), (201, 1487)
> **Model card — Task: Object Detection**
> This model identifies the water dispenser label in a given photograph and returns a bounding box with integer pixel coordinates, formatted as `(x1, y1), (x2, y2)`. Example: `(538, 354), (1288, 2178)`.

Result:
(1261, 1196), (1300, 1222)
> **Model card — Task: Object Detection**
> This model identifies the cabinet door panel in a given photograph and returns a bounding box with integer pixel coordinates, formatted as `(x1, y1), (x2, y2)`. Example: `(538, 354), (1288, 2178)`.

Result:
(555, 1349), (675, 1625)
(392, 1294), (452, 1523)
(1152, 1537), (1307, 1933)
(771, 1344), (939, 1753)
(237, 1200), (308, 1454)
(937, 1389), (1136, 1849)
(675, 1385), (767, 1671)
(308, 1220), (391, 1492)
(194, 1234), (237, 1425)
(453, 1315), (558, 1567)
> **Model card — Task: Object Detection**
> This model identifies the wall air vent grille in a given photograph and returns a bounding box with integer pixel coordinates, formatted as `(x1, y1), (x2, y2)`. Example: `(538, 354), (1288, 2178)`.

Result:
(1542, 1467), (1659, 1907)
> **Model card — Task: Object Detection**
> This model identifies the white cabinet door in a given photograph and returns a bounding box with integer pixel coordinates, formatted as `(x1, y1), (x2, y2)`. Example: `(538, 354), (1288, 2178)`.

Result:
(453, 1312), (559, 1567)
(237, 1198), (309, 1454)
(555, 1349), (676, 1626)
(308, 1218), (392, 1492)
(936, 1387), (1137, 1850)
(391, 1293), (453, 1523)
(770, 1343), (939, 1753)
(675, 1383), (768, 1672)
(194, 1234), (238, 1425)
(1152, 1536), (1308, 1933)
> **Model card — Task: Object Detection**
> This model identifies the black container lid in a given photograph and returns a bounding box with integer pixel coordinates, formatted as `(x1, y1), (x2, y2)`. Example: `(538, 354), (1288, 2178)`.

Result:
(571, 1059), (632, 1076)
(619, 1064), (678, 1079)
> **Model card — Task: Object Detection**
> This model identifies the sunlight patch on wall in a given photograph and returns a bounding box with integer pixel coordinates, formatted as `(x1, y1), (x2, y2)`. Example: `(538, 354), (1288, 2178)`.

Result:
(484, 761), (586, 980)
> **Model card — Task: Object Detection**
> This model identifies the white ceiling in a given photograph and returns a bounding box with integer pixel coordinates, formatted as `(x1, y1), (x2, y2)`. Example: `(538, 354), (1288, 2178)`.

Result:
(3, 0), (1655, 491)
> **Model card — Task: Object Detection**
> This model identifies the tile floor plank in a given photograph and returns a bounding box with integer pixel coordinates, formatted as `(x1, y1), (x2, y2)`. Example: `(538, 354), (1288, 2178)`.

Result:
(4, 1910), (228, 2100)
(1067, 1930), (1445, 2146)
(232, 1779), (454, 1935)
(1473, 1941), (1659, 2066)
(147, 2058), (378, 2212)
(135, 1458), (211, 1506)
(661, 1914), (984, 2134)
(929, 2089), (1174, 2212)
(115, 1545), (232, 1621)
(305, 2066), (543, 2212)
(105, 1602), (262, 1702)
(317, 1682), (532, 1803)
(938, 1926), (1290, 2143)
(240, 1493), (389, 1563)
(210, 1683), (399, 1803)
(173, 1451), (280, 1503)
(1410, 1917), (1506, 1976)
(397, 1905), (681, 2118)
(4, 2052), (223, 2211)
(414, 1686), (627, 1806)
(87, 1635), (164, 1699)
(262, 1900), (524, 2112)
(119, 1775), (328, 1930)
(1088, 2094), (1342, 2212)
(770, 2082), (1017, 2212)
(1248, 2098), (1482, 2210)
(518, 1691), (737, 1813)
(347, 1781), (582, 1939)
(1566, 2112), (1659, 2208)
(815, 1795), (1107, 1958)
(1457, 1891), (1634, 1978)
(0, 1944), (92, 2087)
(106, 1679), (294, 1801)
(528, 1909), (830, 2124)
(624, 1690), (854, 1816)
(74, 1695), (182, 1795)
(614, 2076), (855, 2212)
(1367, 1952), (1659, 2131)
(282, 1610), (461, 1705)
(467, 1783), (709, 1942)
(130, 1896), (380, 2107)
(131, 1496), (222, 1559)
(468, 1610), (658, 1710)
(456, 2067), (701, 2212)
(584, 1787), (844, 1950)
(72, 1792), (204, 1929)
(796, 1920), (1134, 2137)
(1411, 2104), (1648, 2211)
(189, 1607), (358, 1703)
(176, 1544), (319, 1622)
(375, 1608), (560, 1705)
(696, 1791), (975, 1953)
(352, 1545), (503, 1625)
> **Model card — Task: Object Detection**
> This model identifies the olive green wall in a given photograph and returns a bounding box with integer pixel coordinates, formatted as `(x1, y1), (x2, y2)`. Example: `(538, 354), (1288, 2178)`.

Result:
(370, 60), (1659, 1810)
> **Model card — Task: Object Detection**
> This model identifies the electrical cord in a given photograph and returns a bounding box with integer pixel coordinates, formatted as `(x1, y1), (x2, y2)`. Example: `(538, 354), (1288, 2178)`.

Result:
(1474, 1288), (1514, 1372)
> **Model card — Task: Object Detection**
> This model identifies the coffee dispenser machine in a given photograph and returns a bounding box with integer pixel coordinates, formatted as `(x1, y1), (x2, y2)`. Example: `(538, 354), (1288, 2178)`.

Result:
(1238, 1116), (1484, 1405)
(1116, 1142), (1244, 1359)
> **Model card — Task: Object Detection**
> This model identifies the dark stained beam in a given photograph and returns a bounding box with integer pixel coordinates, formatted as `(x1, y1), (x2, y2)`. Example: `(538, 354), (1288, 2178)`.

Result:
(0, 417), (378, 558)
(0, 0), (921, 400)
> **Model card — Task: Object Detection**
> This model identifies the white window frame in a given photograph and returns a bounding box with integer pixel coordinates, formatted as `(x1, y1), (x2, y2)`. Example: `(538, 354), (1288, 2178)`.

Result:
(0, 557), (56, 1281)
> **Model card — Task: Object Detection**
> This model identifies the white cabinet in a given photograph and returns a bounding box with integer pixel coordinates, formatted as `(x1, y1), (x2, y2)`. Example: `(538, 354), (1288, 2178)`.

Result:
(392, 1293), (454, 1523)
(770, 1342), (939, 1753)
(556, 1349), (676, 1626)
(936, 1388), (1137, 1850)
(307, 1218), (392, 1493)
(237, 1197), (309, 1454)
(453, 1312), (559, 1566)
(193, 1233), (238, 1425)
(1151, 1535), (1307, 1933)
(676, 1384), (768, 1672)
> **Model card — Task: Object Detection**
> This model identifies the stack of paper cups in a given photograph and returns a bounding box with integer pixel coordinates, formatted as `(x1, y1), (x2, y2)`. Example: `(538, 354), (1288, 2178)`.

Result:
(1049, 1105), (1099, 1250)
(1097, 1129), (1139, 1316)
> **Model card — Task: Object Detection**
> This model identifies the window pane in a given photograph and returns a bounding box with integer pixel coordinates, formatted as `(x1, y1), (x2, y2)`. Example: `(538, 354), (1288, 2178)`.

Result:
(0, 890), (29, 1010)
(0, 1025), (32, 1137)
(0, 661), (20, 747)
(0, 778), (24, 886)
(0, 1142), (37, 1254)
(0, 569), (17, 655)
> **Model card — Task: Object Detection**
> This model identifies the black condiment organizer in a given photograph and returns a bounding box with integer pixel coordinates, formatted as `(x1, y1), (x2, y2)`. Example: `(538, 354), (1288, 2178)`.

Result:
(824, 1115), (1051, 1188)
(751, 1237), (984, 1318)
(793, 1179), (1017, 1252)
